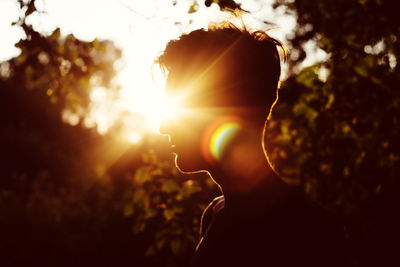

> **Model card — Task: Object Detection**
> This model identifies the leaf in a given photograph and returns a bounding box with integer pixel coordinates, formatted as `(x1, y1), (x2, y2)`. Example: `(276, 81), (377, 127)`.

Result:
(123, 203), (134, 217)
(163, 208), (175, 221)
(132, 221), (146, 234)
(50, 28), (61, 40)
(162, 180), (180, 193)
(163, 206), (183, 220)
(170, 239), (181, 255)
(214, 0), (242, 11)
(156, 238), (166, 249)
(295, 65), (320, 88)
(188, 1), (199, 13)
(135, 168), (152, 184)
(145, 246), (155, 256)
(132, 189), (147, 206)
(25, 2), (37, 17)
(181, 180), (202, 198)
(293, 102), (318, 128)
(358, 0), (367, 5)
(354, 65), (368, 77)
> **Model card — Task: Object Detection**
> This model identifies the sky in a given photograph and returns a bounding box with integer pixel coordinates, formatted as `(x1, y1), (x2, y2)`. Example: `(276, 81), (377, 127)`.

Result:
(0, 0), (325, 142)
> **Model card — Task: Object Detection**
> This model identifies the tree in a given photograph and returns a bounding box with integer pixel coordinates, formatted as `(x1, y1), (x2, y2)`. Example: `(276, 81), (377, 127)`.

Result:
(0, 0), (121, 190)
(265, 0), (400, 265)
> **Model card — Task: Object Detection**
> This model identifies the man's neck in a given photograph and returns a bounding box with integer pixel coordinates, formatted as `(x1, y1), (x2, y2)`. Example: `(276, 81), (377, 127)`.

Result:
(224, 172), (289, 213)
(210, 159), (290, 216)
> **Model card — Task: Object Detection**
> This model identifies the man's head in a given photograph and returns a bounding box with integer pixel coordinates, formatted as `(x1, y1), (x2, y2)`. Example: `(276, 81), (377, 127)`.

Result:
(157, 23), (286, 182)
(158, 23), (285, 109)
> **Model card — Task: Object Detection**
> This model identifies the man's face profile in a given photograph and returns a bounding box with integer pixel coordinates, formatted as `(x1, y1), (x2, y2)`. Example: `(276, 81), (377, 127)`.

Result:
(160, 70), (225, 172)
(157, 26), (286, 188)
(161, 69), (273, 180)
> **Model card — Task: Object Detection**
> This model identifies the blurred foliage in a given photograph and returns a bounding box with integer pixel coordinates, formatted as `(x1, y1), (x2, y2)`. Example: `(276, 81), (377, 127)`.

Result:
(0, 1), (217, 266)
(203, 0), (242, 11)
(265, 0), (400, 265)
(268, 0), (400, 212)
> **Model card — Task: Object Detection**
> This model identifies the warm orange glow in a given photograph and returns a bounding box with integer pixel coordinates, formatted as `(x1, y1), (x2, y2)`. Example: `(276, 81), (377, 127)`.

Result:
(162, 95), (185, 120)
(145, 92), (186, 132)
(127, 132), (141, 144)
(1, 1), (295, 144)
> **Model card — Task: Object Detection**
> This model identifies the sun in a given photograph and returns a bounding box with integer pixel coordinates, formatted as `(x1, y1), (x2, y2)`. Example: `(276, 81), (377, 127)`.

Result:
(145, 91), (186, 133)
(75, 0), (231, 143)
(127, 131), (141, 144)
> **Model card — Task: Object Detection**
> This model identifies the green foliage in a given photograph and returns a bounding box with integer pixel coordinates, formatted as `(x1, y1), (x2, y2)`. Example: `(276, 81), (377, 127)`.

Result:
(118, 149), (214, 265)
(269, 0), (400, 211)
(204, 0), (243, 11)
(11, 25), (120, 119)
(268, 0), (400, 265)
(188, 1), (200, 13)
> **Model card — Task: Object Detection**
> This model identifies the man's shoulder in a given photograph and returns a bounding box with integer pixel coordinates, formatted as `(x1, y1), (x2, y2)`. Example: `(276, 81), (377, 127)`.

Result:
(199, 196), (225, 238)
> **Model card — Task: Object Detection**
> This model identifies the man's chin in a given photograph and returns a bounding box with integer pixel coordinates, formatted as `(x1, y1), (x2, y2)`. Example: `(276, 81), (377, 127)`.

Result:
(174, 154), (206, 174)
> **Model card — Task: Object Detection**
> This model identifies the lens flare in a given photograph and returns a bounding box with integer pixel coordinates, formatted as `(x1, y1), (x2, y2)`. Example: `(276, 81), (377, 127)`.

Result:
(201, 116), (242, 165)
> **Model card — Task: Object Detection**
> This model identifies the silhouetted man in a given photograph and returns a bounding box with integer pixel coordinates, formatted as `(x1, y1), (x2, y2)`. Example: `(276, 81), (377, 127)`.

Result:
(158, 23), (348, 267)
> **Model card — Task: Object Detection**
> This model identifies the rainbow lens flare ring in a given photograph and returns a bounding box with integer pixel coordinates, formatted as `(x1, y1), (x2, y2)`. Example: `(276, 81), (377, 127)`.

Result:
(201, 116), (242, 165)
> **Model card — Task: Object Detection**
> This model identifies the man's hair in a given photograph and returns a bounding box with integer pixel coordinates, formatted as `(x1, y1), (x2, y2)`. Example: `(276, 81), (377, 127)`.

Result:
(157, 23), (287, 110)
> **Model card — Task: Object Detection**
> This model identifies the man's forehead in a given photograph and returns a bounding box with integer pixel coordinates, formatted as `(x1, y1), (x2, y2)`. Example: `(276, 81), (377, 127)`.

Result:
(166, 70), (213, 94)
(166, 60), (233, 89)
